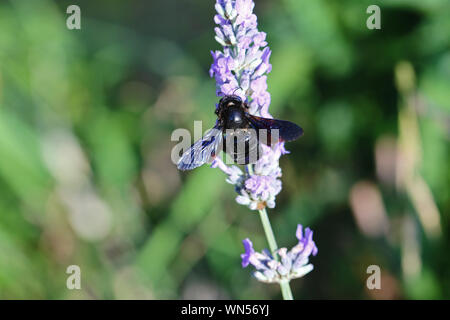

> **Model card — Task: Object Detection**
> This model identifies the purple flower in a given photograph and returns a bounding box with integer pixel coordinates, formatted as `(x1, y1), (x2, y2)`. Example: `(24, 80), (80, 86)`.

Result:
(209, 0), (285, 211)
(296, 224), (319, 257)
(240, 224), (318, 283)
(241, 238), (255, 267)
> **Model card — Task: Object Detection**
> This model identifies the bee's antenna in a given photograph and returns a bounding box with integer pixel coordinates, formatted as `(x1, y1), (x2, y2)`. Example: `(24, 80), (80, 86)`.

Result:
(232, 87), (242, 99)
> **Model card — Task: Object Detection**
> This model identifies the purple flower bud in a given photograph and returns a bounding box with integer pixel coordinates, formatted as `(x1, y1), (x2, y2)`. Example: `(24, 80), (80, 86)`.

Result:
(296, 224), (318, 256)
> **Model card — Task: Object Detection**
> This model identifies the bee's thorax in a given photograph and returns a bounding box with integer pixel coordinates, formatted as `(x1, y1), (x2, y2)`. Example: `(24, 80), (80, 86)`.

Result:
(223, 106), (246, 129)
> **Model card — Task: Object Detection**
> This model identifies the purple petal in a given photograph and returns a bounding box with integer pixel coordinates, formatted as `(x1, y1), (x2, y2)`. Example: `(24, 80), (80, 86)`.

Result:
(296, 225), (318, 257)
(296, 224), (304, 241)
(240, 238), (255, 268)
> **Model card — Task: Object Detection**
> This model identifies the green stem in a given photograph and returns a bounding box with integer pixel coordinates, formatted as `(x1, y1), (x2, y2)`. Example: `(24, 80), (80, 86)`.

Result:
(258, 208), (279, 257)
(247, 165), (294, 300)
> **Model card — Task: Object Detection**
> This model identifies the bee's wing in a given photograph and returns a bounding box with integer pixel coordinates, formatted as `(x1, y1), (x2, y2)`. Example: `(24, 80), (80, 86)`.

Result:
(245, 113), (303, 145)
(177, 123), (223, 171)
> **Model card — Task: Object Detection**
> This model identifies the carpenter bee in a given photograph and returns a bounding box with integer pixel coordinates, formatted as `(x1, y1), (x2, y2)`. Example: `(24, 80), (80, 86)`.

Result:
(177, 95), (303, 170)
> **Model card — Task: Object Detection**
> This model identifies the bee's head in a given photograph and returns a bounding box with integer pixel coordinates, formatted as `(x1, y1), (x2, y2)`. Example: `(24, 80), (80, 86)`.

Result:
(216, 95), (243, 116)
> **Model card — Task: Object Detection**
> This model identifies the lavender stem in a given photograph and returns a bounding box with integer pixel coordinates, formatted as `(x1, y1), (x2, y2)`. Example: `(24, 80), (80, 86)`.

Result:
(247, 164), (294, 300)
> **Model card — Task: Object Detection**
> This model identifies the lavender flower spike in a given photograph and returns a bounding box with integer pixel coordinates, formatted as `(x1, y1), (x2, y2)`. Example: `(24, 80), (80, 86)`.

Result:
(241, 224), (318, 283)
(210, 0), (286, 211)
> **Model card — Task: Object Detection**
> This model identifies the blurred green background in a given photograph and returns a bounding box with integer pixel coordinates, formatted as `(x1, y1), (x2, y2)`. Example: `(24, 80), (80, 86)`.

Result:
(0, 0), (448, 299)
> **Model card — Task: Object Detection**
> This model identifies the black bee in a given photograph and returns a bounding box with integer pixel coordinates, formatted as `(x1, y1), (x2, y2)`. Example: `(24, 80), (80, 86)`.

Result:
(177, 95), (303, 170)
